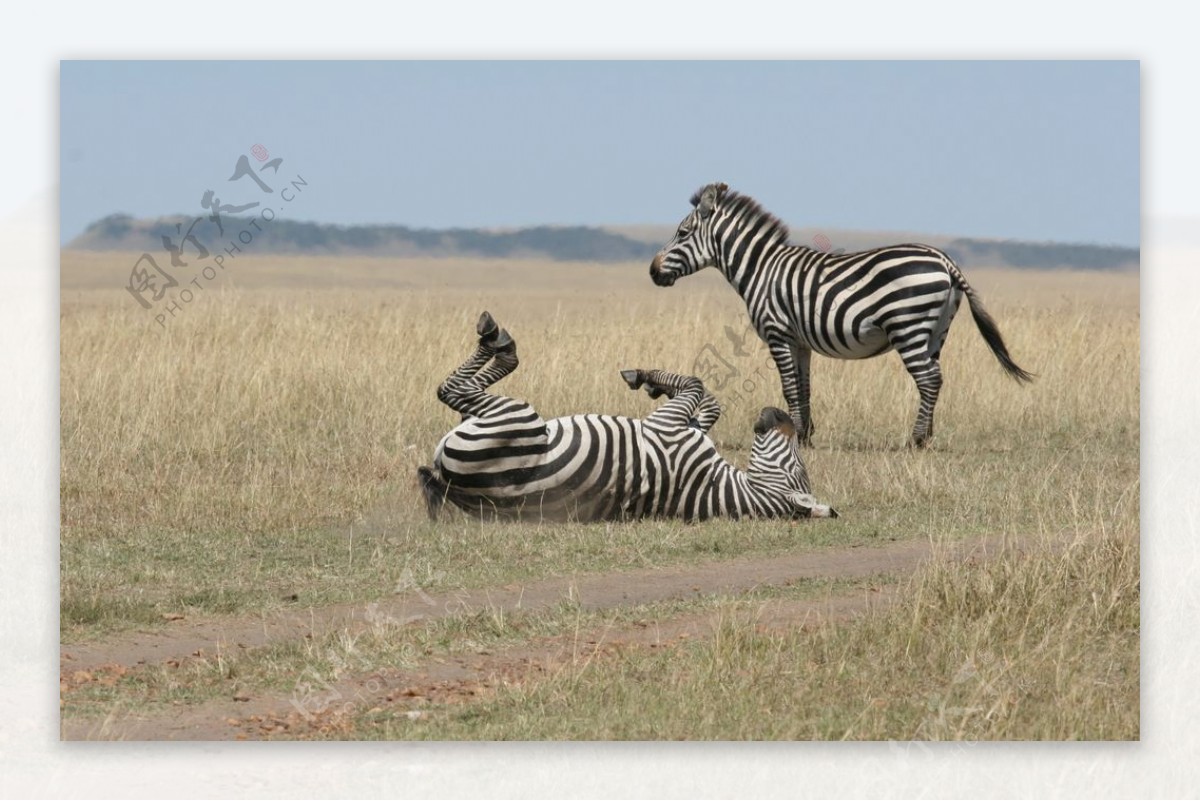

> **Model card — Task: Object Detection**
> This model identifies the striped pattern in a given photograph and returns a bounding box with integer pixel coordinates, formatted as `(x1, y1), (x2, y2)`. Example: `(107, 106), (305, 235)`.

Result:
(418, 317), (836, 523)
(650, 183), (1033, 447)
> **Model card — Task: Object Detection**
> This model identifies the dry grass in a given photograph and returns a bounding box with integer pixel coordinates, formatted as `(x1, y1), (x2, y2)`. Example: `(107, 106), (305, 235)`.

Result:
(60, 251), (1138, 738)
(382, 529), (1137, 740)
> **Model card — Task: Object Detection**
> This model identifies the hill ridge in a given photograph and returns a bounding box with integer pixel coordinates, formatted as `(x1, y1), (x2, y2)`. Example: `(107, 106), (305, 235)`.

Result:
(67, 213), (1139, 271)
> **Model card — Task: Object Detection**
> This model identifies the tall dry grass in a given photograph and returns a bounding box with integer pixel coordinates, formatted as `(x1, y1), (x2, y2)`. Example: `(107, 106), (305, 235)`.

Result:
(61, 253), (1138, 639)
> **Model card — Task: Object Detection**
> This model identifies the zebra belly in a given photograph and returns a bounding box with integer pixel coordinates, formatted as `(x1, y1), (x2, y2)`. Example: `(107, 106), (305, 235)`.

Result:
(809, 324), (893, 359)
(784, 255), (953, 360)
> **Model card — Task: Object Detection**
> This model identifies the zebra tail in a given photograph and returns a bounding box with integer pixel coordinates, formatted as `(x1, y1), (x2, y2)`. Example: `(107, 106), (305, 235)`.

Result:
(417, 465), (449, 521)
(951, 265), (1035, 384)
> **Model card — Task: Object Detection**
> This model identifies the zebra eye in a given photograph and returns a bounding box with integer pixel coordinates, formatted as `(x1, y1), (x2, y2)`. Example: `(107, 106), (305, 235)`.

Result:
(678, 226), (692, 238)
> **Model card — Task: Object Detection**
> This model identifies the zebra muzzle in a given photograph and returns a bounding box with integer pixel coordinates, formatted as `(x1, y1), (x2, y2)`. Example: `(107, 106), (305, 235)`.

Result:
(650, 255), (676, 286)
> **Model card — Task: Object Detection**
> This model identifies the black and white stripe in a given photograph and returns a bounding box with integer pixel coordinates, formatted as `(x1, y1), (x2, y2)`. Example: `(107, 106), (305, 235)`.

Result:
(418, 313), (837, 523)
(650, 183), (1033, 447)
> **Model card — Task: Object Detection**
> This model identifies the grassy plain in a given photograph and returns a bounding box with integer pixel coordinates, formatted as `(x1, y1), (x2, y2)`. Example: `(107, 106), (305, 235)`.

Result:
(60, 251), (1138, 739)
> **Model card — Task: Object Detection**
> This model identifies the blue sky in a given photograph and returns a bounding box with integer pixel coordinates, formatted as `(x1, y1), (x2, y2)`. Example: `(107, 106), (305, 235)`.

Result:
(60, 60), (1139, 247)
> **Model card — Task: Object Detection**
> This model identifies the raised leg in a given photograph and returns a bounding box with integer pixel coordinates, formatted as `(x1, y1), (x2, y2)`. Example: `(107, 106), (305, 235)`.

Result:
(620, 369), (709, 432)
(436, 311), (521, 419)
(621, 368), (722, 432)
(471, 313), (518, 392)
(692, 394), (722, 432)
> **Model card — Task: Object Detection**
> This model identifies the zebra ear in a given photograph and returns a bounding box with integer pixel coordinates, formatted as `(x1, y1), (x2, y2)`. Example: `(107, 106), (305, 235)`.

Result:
(698, 182), (728, 218)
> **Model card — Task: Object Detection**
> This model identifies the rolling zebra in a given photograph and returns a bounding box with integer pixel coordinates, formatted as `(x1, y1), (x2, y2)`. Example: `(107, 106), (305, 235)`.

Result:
(650, 183), (1033, 447)
(417, 312), (837, 523)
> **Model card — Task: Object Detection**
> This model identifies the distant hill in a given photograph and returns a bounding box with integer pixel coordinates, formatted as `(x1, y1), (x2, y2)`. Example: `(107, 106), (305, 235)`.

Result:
(604, 224), (1139, 271)
(68, 213), (1139, 271)
(941, 238), (1139, 272)
(603, 224), (959, 252)
(68, 214), (658, 263)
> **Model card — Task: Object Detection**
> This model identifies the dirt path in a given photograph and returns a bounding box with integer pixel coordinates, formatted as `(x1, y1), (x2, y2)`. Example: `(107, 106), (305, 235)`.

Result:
(61, 535), (1007, 740)
(61, 537), (961, 673)
(61, 586), (902, 741)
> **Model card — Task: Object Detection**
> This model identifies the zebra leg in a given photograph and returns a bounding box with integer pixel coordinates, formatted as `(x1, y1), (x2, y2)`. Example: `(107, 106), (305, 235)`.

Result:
(436, 311), (512, 388)
(621, 369), (708, 431)
(930, 288), (964, 362)
(692, 394), (722, 433)
(766, 340), (812, 446)
(620, 369), (722, 432)
(792, 344), (815, 446)
(903, 355), (943, 448)
(436, 312), (521, 419)
(472, 317), (518, 392)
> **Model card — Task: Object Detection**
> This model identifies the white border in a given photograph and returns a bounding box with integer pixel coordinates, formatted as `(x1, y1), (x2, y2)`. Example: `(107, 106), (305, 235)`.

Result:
(4, 2), (1195, 798)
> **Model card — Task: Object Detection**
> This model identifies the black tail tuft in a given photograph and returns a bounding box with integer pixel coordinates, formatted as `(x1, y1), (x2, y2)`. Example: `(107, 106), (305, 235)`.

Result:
(965, 291), (1035, 384)
(417, 466), (449, 521)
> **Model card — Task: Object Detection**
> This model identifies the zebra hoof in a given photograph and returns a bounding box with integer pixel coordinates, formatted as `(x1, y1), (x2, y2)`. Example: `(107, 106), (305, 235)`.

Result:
(493, 327), (515, 353)
(619, 369), (644, 389)
(477, 311), (499, 342)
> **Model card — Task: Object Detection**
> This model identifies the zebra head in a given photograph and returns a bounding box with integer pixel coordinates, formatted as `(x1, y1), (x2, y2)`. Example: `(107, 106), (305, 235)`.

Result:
(650, 182), (729, 287)
(749, 407), (838, 519)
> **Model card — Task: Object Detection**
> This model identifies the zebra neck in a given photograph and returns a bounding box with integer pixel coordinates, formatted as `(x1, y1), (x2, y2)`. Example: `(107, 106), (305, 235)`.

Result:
(715, 230), (795, 295)
(707, 460), (793, 512)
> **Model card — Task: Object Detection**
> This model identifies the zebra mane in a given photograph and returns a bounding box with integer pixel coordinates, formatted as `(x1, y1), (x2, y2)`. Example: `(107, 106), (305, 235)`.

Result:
(691, 186), (791, 247)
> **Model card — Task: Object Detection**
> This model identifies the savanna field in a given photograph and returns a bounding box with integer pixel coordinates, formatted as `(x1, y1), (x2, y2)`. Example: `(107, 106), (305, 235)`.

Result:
(59, 251), (1139, 740)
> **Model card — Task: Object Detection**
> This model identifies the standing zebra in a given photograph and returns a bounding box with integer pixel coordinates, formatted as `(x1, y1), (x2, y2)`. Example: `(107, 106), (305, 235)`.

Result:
(417, 312), (837, 523)
(650, 183), (1033, 447)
